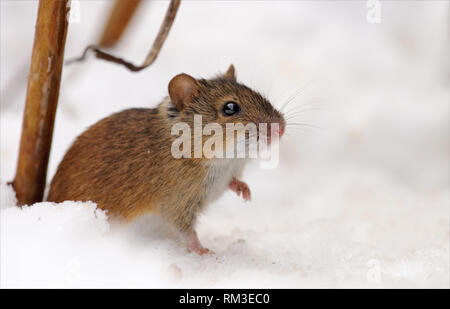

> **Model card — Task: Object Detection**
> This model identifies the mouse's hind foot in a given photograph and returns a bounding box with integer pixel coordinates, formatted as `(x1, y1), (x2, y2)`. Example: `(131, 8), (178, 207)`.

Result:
(185, 229), (213, 256)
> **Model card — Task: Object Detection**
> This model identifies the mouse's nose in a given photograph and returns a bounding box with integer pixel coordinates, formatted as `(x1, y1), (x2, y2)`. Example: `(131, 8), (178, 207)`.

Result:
(273, 123), (285, 137)
(270, 119), (285, 138)
(264, 120), (285, 145)
(256, 116), (285, 144)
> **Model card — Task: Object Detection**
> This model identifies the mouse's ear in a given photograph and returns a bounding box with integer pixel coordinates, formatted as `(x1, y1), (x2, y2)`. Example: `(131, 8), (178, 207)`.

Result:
(223, 64), (236, 82)
(168, 73), (199, 111)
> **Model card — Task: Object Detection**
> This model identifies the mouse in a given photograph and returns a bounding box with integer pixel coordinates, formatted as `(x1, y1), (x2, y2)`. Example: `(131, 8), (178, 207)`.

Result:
(47, 65), (285, 255)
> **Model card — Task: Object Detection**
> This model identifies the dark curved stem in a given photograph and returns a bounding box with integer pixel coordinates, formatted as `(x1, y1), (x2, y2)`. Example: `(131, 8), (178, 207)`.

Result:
(67, 0), (181, 72)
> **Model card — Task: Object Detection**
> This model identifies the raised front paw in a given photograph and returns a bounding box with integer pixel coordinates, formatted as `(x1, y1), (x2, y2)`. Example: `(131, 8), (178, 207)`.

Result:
(229, 177), (251, 201)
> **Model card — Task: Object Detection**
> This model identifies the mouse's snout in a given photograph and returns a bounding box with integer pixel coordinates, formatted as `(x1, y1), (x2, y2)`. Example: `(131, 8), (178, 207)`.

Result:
(269, 117), (285, 143)
(271, 117), (285, 138)
(257, 115), (285, 144)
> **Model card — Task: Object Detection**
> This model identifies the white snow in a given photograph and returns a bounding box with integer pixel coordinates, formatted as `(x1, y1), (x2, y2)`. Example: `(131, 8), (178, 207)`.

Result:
(1, 1), (449, 288)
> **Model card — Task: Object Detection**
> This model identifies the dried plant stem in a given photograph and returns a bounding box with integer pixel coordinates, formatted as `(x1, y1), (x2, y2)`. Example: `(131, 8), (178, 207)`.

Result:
(68, 0), (181, 72)
(98, 0), (143, 48)
(12, 0), (70, 205)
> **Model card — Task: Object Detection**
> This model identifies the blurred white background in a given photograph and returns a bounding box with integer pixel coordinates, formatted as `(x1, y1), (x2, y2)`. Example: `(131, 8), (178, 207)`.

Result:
(1, 0), (448, 288)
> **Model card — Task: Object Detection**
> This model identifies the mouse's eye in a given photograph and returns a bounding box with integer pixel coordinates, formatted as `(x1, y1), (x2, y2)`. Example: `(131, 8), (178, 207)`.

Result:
(222, 101), (240, 116)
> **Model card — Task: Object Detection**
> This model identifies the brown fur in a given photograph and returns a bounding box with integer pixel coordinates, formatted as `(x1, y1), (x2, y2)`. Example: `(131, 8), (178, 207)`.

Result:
(47, 65), (285, 236)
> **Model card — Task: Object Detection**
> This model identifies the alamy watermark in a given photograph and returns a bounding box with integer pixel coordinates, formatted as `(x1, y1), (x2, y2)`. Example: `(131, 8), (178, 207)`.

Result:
(67, 0), (81, 24)
(366, 259), (382, 284)
(366, 0), (381, 24)
(170, 115), (281, 169)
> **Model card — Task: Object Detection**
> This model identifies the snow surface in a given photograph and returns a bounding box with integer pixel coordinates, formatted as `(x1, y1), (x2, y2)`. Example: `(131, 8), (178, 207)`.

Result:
(1, 1), (449, 288)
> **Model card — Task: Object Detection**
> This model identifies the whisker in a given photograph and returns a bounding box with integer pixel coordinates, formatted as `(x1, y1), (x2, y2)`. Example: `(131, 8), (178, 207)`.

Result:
(284, 106), (328, 116)
(284, 109), (325, 121)
(286, 122), (321, 130)
(282, 100), (329, 117)
(279, 88), (307, 112)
